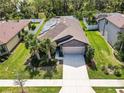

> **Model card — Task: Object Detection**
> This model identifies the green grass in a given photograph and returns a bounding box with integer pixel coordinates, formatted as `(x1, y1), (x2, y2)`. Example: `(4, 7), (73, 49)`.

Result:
(80, 21), (124, 79)
(93, 87), (116, 93)
(0, 43), (30, 79)
(0, 87), (61, 93)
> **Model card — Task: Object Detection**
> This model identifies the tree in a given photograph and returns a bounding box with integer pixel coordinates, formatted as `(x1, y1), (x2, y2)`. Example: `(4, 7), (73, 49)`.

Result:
(19, 0), (34, 18)
(40, 38), (56, 62)
(24, 34), (41, 60)
(0, 0), (17, 20)
(32, 0), (45, 18)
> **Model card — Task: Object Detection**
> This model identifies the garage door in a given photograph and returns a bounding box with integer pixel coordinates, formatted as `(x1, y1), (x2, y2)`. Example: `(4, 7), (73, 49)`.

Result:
(62, 47), (85, 54)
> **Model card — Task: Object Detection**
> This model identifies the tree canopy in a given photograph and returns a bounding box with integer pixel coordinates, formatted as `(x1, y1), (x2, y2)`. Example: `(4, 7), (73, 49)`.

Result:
(0, 0), (124, 20)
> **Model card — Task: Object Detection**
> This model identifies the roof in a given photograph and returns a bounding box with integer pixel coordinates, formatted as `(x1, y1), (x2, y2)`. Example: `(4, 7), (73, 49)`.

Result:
(0, 20), (30, 44)
(106, 14), (124, 28)
(38, 16), (88, 45)
(96, 13), (120, 21)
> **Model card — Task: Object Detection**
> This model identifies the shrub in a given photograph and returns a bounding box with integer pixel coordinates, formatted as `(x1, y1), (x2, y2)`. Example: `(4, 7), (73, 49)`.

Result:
(85, 46), (95, 64)
(119, 52), (124, 61)
(108, 64), (114, 70)
(114, 65), (119, 70)
(41, 59), (57, 66)
(31, 24), (36, 30)
(104, 68), (109, 75)
(114, 69), (122, 77)
(108, 64), (113, 69)
(101, 65), (106, 71)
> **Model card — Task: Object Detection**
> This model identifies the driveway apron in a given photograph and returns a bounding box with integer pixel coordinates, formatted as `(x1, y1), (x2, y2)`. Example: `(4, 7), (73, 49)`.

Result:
(60, 54), (95, 93)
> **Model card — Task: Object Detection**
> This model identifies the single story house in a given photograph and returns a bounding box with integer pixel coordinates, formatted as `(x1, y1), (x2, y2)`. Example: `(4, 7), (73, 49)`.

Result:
(38, 16), (89, 59)
(0, 20), (30, 56)
(97, 14), (124, 46)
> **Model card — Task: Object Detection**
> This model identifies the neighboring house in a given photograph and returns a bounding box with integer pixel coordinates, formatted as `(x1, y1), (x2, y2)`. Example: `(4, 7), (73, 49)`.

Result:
(97, 14), (124, 46)
(0, 20), (30, 56)
(38, 16), (89, 59)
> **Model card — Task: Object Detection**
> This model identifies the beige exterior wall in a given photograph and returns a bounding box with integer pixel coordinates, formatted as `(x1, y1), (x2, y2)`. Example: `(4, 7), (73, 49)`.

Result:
(6, 35), (20, 52)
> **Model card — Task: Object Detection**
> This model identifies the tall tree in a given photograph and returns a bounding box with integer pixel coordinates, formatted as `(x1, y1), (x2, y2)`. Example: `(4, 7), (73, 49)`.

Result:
(24, 34), (41, 60)
(40, 38), (56, 62)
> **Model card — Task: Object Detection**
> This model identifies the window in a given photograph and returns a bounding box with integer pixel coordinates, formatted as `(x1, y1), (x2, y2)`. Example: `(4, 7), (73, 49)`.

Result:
(0, 45), (7, 53)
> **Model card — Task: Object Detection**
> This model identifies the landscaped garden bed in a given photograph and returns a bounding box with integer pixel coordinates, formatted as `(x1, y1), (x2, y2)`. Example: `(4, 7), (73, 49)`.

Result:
(0, 87), (61, 93)
(80, 21), (124, 79)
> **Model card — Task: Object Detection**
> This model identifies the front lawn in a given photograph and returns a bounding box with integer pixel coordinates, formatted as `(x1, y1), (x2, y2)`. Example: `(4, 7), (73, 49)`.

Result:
(93, 87), (116, 93)
(0, 87), (61, 93)
(80, 21), (124, 79)
(0, 43), (62, 79)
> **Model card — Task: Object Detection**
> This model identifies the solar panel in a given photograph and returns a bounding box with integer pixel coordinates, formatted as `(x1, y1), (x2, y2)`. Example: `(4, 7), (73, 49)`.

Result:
(41, 18), (57, 34)
(41, 26), (50, 34)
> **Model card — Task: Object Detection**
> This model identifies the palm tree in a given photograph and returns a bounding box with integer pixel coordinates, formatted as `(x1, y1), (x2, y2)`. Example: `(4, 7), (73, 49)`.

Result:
(40, 38), (56, 62)
(24, 34), (41, 60)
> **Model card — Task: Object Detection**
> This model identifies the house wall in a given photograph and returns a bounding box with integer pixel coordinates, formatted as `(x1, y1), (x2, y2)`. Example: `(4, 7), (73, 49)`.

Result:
(105, 21), (121, 46)
(98, 19), (121, 46)
(98, 19), (106, 35)
(6, 34), (20, 52)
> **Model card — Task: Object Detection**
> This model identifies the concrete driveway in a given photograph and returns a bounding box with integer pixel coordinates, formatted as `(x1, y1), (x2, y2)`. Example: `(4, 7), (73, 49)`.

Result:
(63, 54), (89, 80)
(60, 54), (95, 93)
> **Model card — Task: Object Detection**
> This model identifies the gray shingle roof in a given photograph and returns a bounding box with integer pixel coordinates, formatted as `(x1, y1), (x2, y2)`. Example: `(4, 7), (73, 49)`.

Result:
(38, 16), (89, 45)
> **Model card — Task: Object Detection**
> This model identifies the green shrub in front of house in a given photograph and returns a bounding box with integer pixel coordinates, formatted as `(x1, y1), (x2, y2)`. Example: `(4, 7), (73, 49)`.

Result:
(31, 24), (36, 30)
(114, 32), (124, 62)
(114, 69), (122, 77)
(101, 64), (122, 77)
(85, 46), (95, 64)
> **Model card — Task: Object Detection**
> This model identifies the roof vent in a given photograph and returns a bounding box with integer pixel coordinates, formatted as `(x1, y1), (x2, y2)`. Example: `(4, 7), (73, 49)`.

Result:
(121, 15), (124, 17)
(2, 21), (5, 24)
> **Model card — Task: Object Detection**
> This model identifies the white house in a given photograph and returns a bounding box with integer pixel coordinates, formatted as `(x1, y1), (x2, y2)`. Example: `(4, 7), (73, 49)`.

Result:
(97, 14), (124, 46)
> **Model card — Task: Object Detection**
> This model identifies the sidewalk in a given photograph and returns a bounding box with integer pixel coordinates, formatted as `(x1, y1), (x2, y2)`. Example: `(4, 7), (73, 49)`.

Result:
(0, 79), (62, 87)
(1, 79), (124, 87)
(90, 79), (124, 87)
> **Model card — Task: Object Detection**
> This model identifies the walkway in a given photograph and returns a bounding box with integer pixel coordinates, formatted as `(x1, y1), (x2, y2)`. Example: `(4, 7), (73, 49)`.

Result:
(60, 54), (95, 93)
(1, 79), (124, 87)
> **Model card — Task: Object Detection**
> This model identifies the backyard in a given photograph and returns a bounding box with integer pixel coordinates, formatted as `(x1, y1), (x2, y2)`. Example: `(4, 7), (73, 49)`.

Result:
(0, 87), (61, 93)
(80, 21), (124, 79)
